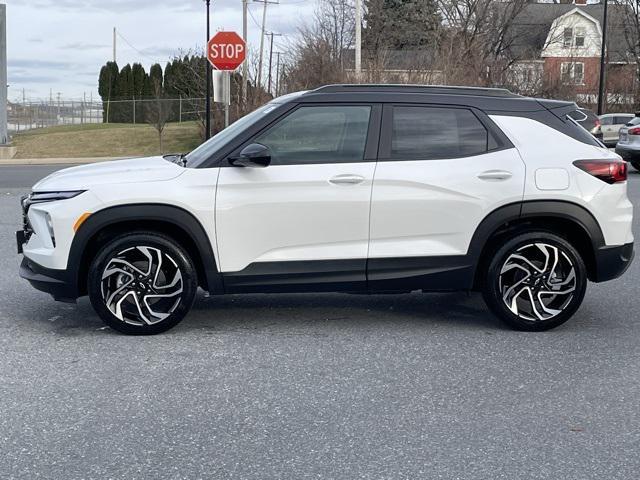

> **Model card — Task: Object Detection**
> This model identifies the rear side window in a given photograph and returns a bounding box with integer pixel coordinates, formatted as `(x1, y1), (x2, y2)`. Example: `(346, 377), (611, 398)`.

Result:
(391, 106), (489, 159)
(615, 116), (634, 125)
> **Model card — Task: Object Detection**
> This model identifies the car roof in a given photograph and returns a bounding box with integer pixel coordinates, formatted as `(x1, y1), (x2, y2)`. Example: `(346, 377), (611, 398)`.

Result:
(276, 84), (575, 113)
(310, 84), (521, 98)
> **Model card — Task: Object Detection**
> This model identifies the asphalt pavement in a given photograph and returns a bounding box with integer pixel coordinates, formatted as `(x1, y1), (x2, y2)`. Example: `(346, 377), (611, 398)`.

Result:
(1, 165), (639, 479)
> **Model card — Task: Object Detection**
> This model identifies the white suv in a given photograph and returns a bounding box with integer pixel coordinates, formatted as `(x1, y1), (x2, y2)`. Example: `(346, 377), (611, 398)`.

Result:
(17, 85), (634, 334)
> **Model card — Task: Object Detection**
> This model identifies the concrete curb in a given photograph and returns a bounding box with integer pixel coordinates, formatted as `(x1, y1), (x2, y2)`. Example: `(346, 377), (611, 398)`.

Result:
(0, 157), (126, 166)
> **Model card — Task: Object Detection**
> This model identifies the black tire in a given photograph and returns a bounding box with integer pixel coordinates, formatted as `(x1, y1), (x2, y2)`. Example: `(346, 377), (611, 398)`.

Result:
(88, 232), (197, 335)
(481, 231), (587, 332)
(631, 162), (640, 172)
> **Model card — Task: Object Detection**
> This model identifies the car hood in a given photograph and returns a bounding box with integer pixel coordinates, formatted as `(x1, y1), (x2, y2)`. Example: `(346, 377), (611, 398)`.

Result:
(32, 156), (185, 192)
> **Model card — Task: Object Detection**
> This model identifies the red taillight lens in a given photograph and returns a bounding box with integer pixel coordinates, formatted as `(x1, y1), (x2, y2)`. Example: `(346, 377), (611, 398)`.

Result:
(573, 160), (628, 184)
(628, 127), (640, 135)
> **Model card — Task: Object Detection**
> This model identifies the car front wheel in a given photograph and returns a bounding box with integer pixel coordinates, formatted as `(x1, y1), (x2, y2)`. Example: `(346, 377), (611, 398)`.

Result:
(88, 232), (197, 335)
(482, 232), (587, 331)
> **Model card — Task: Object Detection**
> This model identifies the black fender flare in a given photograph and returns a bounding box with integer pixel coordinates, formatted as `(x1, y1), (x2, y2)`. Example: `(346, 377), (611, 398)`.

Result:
(68, 203), (223, 296)
(466, 200), (605, 283)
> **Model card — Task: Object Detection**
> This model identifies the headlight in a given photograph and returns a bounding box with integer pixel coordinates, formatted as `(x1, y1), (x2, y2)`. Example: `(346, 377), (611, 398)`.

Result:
(27, 191), (85, 205)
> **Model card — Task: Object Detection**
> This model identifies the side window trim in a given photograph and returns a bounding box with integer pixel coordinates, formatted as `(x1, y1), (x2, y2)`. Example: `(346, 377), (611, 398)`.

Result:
(224, 102), (382, 167)
(378, 103), (512, 161)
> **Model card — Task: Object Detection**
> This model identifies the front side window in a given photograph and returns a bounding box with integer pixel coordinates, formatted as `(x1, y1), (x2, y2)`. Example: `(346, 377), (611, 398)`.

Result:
(390, 106), (489, 160)
(254, 105), (371, 165)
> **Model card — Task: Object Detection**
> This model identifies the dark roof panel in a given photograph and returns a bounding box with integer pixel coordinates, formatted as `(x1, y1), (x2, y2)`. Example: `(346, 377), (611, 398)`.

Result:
(312, 84), (520, 98)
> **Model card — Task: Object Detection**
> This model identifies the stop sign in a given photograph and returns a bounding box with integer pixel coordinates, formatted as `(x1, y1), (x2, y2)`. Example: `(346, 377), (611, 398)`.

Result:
(207, 31), (246, 71)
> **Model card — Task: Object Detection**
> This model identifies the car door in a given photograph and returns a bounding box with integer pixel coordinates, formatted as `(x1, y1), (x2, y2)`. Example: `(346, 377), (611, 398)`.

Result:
(368, 104), (525, 291)
(215, 103), (380, 293)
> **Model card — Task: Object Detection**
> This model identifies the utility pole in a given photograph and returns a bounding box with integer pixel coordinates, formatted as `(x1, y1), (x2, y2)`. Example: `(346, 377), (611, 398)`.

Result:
(267, 32), (282, 96)
(205, 0), (211, 139)
(0, 3), (7, 145)
(275, 51), (281, 97)
(355, 0), (362, 78)
(113, 27), (116, 63)
(254, 0), (278, 91)
(242, 0), (248, 108)
(56, 92), (61, 125)
(597, 0), (609, 115)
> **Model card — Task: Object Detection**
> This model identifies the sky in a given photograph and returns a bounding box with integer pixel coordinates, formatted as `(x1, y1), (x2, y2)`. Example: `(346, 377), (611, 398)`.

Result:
(3, 0), (314, 103)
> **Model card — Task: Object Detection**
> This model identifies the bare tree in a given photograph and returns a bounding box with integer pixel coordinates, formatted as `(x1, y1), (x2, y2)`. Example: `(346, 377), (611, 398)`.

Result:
(614, 0), (640, 108)
(146, 78), (170, 153)
(281, 0), (355, 91)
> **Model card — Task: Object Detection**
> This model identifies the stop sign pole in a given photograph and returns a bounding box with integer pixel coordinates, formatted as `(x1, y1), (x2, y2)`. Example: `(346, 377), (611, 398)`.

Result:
(207, 32), (246, 128)
(205, 0), (211, 140)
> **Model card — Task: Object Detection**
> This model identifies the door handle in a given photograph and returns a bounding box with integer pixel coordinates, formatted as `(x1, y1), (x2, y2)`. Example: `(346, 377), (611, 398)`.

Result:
(477, 170), (513, 181)
(329, 174), (365, 185)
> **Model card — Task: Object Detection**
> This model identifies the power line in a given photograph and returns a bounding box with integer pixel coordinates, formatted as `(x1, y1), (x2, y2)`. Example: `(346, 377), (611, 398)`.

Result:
(247, 6), (262, 29)
(116, 30), (164, 64)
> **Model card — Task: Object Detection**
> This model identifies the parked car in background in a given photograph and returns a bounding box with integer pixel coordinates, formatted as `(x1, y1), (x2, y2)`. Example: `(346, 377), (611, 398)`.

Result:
(616, 115), (640, 171)
(599, 113), (636, 147)
(568, 108), (603, 143)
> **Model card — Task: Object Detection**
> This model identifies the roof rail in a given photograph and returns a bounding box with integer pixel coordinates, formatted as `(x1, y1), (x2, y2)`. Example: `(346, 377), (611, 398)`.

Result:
(311, 84), (520, 98)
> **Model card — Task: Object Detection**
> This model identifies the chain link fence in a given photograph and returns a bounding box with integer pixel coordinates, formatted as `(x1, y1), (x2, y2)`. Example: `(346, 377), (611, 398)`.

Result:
(7, 97), (212, 134)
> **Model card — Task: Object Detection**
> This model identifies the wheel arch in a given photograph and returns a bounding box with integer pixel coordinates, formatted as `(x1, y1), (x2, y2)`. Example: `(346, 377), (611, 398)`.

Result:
(69, 204), (223, 297)
(469, 200), (605, 288)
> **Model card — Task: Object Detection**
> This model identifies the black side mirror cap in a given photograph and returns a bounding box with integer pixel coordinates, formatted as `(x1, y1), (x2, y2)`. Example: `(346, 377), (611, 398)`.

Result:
(229, 143), (271, 168)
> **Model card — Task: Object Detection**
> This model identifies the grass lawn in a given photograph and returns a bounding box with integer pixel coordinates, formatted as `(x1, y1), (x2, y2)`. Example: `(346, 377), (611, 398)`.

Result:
(12, 122), (203, 159)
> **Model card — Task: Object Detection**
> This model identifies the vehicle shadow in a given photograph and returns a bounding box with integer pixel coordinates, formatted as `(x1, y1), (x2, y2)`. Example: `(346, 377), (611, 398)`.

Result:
(184, 290), (503, 332)
(20, 289), (503, 335)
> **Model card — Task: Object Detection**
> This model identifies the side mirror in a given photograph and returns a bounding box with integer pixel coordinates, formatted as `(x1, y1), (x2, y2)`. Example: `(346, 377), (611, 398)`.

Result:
(229, 143), (271, 168)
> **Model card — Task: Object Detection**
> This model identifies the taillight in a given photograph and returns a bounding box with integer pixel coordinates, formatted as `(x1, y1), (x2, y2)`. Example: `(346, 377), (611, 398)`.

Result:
(628, 127), (640, 135)
(573, 160), (627, 184)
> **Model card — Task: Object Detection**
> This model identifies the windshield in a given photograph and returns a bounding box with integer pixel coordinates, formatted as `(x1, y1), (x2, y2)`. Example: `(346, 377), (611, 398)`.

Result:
(185, 103), (281, 167)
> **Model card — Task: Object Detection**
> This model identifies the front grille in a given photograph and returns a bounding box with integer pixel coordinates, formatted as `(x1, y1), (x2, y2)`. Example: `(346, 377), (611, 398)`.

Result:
(20, 194), (33, 243)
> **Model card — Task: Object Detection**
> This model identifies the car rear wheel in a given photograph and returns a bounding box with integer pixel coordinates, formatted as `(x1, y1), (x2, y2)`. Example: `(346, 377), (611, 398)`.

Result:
(482, 232), (587, 331)
(88, 232), (197, 335)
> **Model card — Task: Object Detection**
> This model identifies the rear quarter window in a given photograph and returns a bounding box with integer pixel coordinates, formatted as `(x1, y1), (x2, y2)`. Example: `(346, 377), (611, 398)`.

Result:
(565, 113), (603, 147)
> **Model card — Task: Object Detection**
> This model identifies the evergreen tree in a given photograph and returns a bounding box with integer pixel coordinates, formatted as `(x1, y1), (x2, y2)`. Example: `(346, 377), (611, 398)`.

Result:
(131, 63), (147, 98)
(115, 64), (134, 122)
(98, 61), (119, 122)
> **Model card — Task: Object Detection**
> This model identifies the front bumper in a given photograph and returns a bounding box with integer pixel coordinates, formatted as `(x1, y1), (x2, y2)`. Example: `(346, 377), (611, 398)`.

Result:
(593, 242), (635, 283)
(19, 257), (78, 303)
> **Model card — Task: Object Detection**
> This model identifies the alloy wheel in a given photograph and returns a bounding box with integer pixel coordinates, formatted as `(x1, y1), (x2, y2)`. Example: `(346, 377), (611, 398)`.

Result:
(100, 246), (184, 326)
(498, 242), (577, 322)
